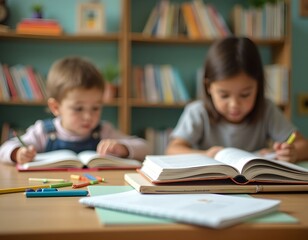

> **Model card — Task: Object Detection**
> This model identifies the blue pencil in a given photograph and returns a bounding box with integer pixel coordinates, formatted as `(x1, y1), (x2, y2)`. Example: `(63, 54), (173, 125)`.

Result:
(25, 190), (88, 197)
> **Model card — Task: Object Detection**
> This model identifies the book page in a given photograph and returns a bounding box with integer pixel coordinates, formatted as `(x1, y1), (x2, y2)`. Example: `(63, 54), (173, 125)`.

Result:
(77, 151), (142, 167)
(144, 154), (225, 169)
(214, 148), (308, 178)
(79, 190), (280, 229)
(142, 154), (239, 182)
(20, 149), (81, 169)
(76, 150), (98, 165)
(214, 148), (262, 173)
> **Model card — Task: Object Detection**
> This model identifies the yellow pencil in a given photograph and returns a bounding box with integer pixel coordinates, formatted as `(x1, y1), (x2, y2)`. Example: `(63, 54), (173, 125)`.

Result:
(286, 132), (296, 144)
(28, 178), (66, 183)
(0, 184), (49, 194)
(0, 182), (73, 194)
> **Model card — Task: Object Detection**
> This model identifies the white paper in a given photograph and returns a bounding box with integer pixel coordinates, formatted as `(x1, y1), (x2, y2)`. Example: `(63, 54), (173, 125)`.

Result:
(79, 190), (280, 229)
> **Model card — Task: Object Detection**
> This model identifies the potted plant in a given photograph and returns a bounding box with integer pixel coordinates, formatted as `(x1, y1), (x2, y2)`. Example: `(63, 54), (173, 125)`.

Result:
(32, 4), (43, 19)
(102, 64), (119, 102)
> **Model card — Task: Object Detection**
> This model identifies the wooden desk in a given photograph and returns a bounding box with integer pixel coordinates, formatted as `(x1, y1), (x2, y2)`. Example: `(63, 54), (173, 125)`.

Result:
(0, 164), (308, 240)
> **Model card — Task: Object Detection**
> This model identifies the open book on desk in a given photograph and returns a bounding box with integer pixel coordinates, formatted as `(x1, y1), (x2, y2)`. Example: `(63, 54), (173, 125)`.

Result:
(139, 147), (308, 184)
(17, 149), (142, 171)
(125, 173), (308, 194)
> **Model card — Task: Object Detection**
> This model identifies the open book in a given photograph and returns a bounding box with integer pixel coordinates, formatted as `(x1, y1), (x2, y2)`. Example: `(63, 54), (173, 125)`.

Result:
(79, 189), (280, 229)
(17, 149), (142, 171)
(139, 148), (308, 184)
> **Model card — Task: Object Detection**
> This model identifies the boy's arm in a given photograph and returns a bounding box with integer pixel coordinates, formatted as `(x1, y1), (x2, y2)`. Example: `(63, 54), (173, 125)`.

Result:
(118, 138), (150, 161)
(0, 140), (21, 165)
(0, 120), (47, 164)
(100, 121), (150, 161)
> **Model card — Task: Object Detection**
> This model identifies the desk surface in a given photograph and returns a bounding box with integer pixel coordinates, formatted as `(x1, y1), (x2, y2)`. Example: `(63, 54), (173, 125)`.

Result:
(0, 164), (308, 240)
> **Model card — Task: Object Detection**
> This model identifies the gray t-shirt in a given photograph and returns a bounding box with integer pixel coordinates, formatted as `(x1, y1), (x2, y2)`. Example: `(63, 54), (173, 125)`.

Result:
(170, 99), (296, 152)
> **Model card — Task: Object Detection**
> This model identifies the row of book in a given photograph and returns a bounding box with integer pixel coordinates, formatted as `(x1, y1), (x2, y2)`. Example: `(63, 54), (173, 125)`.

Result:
(264, 64), (289, 105)
(231, 2), (286, 39)
(131, 64), (190, 103)
(143, 0), (231, 39)
(0, 63), (47, 101)
(145, 128), (172, 155)
(16, 18), (63, 36)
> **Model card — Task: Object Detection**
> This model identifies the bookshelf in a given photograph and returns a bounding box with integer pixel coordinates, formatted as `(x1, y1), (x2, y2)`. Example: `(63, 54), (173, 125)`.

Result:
(0, 0), (291, 145)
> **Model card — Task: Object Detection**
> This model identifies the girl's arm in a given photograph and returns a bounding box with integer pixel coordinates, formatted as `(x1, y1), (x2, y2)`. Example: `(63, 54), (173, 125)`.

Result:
(273, 131), (308, 163)
(166, 138), (223, 158)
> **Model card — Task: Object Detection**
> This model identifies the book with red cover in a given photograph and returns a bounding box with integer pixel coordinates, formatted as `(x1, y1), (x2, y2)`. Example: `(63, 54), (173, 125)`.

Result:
(2, 64), (18, 100)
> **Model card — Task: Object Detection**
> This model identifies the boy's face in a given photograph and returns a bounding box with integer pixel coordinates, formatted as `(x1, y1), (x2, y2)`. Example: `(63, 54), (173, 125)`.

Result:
(51, 88), (103, 137)
(208, 72), (258, 124)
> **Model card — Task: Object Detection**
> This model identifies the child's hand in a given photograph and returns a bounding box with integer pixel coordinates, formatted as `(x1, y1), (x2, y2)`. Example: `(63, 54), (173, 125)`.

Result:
(15, 145), (37, 164)
(206, 146), (224, 158)
(97, 139), (129, 158)
(273, 142), (297, 163)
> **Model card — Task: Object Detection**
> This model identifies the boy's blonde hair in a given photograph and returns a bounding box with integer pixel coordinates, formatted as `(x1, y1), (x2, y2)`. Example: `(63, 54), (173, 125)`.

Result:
(46, 56), (105, 101)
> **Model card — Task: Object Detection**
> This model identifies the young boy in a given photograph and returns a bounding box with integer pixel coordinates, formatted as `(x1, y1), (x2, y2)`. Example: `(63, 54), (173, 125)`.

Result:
(0, 56), (150, 165)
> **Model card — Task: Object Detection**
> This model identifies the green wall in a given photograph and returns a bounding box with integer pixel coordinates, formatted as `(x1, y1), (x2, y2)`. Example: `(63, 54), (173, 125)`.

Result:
(292, 0), (308, 137)
(1, 0), (307, 137)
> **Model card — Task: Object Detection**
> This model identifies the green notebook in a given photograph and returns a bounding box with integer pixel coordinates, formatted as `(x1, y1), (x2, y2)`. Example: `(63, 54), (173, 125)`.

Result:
(88, 186), (297, 225)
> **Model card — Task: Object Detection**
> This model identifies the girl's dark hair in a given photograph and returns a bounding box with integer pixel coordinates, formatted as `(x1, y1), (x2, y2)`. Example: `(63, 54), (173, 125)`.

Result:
(203, 36), (265, 123)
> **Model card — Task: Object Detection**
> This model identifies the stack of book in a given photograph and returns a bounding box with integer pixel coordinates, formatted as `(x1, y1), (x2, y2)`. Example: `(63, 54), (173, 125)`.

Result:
(125, 147), (308, 194)
(16, 18), (63, 36)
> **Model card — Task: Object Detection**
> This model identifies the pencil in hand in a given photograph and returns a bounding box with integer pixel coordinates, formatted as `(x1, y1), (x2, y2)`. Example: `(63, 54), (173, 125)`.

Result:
(13, 131), (27, 147)
(286, 132), (296, 145)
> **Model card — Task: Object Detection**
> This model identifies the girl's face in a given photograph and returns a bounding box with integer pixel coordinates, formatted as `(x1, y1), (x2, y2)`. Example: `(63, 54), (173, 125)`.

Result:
(208, 72), (258, 124)
(51, 88), (103, 137)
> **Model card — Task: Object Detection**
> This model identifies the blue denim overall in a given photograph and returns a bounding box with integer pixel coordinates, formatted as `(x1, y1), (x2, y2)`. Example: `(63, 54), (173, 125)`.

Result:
(43, 119), (101, 154)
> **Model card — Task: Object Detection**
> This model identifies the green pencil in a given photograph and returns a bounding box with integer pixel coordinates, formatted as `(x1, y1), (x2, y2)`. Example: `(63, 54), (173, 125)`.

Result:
(13, 131), (27, 147)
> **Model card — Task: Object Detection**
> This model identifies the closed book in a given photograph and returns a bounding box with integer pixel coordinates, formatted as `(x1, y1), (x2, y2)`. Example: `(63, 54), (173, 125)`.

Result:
(125, 173), (308, 194)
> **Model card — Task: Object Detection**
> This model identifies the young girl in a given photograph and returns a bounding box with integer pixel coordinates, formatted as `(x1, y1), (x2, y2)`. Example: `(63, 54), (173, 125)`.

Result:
(0, 56), (150, 165)
(166, 36), (308, 163)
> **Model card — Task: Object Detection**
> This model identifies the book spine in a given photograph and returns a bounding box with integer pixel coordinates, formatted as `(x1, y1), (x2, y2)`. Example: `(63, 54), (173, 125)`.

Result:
(2, 64), (19, 100)
(181, 2), (201, 39)
(0, 64), (10, 101)
(25, 66), (44, 100)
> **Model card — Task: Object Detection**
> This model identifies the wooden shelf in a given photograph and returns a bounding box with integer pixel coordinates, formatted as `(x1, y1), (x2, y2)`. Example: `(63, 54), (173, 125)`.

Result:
(130, 33), (285, 46)
(0, 31), (120, 42)
(0, 100), (120, 107)
(128, 99), (188, 108)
